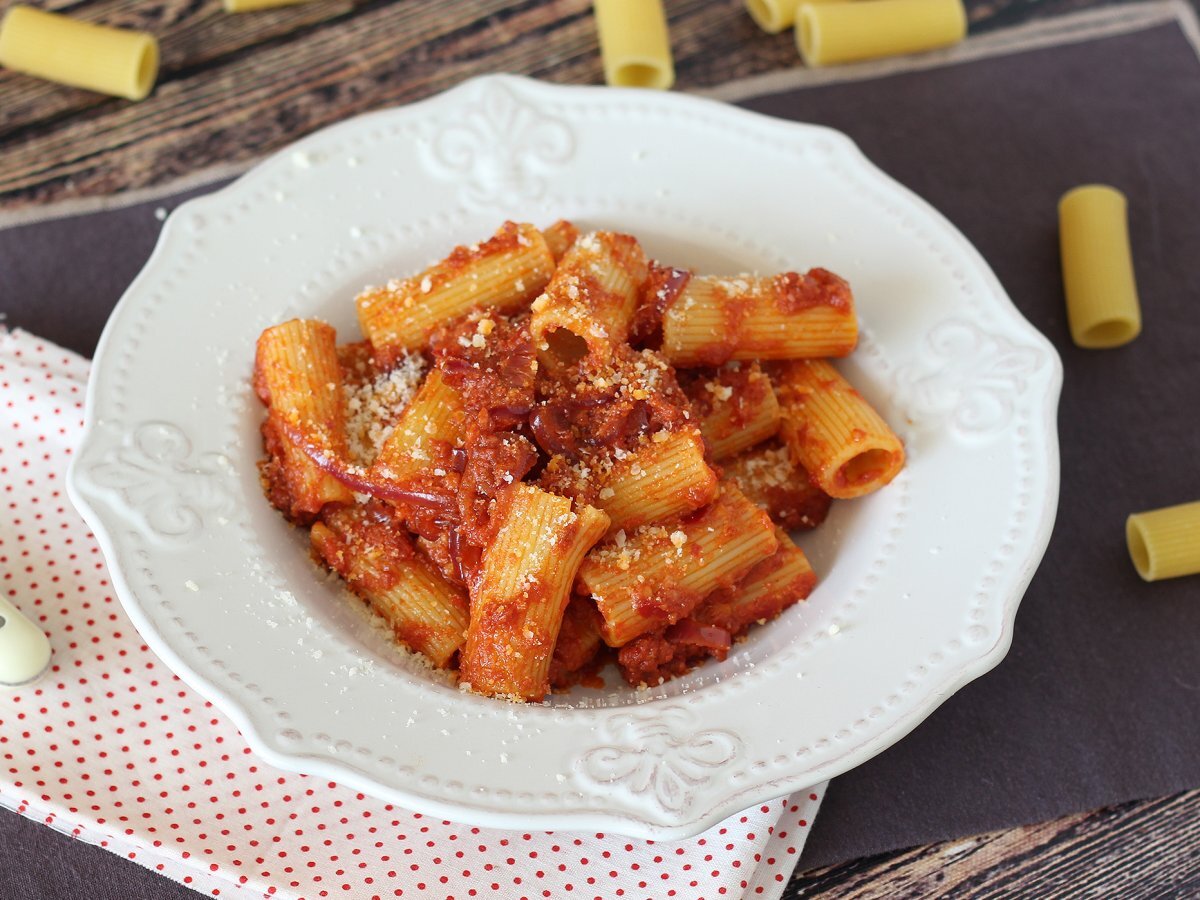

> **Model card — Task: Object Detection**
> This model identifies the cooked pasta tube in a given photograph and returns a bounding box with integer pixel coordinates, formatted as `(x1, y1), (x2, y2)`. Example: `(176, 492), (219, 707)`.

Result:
(578, 483), (779, 647)
(614, 528), (816, 686)
(369, 369), (463, 483)
(542, 219), (581, 262)
(312, 505), (470, 667)
(356, 222), (554, 362)
(775, 359), (904, 500)
(460, 484), (609, 701)
(682, 361), (781, 461)
(593, 0), (675, 90)
(661, 270), (857, 366)
(695, 528), (817, 633)
(722, 439), (832, 530)
(1126, 501), (1200, 582)
(531, 231), (649, 365)
(0, 6), (158, 101)
(796, 0), (967, 67)
(1059, 185), (1141, 349)
(595, 428), (719, 533)
(254, 320), (355, 521)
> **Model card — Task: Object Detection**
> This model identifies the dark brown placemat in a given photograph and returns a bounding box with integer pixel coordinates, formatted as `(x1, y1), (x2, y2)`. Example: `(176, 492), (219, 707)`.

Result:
(740, 18), (1200, 868)
(3, 11), (1200, 888)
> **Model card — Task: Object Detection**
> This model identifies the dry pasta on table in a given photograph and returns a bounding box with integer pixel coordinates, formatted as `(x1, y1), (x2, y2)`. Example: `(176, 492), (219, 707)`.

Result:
(0, 5), (158, 100)
(795, 0), (968, 68)
(252, 219), (907, 699)
(592, 0), (675, 89)
(1058, 184), (1142, 349)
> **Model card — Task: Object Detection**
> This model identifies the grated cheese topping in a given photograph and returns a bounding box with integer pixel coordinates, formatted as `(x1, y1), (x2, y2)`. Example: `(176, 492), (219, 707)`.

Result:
(344, 353), (427, 464)
(730, 444), (795, 492)
(705, 381), (734, 402)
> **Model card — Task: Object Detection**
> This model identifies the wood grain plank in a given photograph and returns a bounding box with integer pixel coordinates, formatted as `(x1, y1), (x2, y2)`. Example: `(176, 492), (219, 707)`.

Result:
(785, 788), (1200, 898)
(0, 0), (1113, 209)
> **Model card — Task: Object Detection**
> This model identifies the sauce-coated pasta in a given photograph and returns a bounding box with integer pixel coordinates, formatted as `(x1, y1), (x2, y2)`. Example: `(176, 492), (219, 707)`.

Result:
(253, 221), (906, 698)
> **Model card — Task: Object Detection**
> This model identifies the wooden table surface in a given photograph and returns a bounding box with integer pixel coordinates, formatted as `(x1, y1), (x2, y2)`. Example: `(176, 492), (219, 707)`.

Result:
(0, 0), (1127, 210)
(4, 0), (1199, 896)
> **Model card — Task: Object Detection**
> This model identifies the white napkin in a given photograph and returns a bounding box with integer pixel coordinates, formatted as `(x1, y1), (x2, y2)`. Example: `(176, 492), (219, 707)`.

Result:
(0, 327), (825, 900)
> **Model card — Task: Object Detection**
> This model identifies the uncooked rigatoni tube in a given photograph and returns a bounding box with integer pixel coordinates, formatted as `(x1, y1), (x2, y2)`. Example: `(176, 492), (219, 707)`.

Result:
(1059, 184), (1142, 349)
(0, 5), (158, 100)
(593, 0), (675, 89)
(224, 0), (315, 13)
(1127, 502), (1200, 582)
(795, 0), (966, 67)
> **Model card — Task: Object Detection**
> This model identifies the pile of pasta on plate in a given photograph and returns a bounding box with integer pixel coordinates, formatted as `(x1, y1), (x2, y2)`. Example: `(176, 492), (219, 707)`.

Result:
(253, 221), (905, 703)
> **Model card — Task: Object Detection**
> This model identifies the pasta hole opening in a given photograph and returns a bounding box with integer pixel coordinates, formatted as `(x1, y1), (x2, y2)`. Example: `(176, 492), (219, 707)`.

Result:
(132, 38), (159, 100)
(840, 449), (894, 488)
(544, 328), (589, 366)
(616, 63), (668, 89)
(1126, 518), (1153, 581)
(746, 0), (784, 32)
(1081, 318), (1139, 349)
(797, 8), (819, 64)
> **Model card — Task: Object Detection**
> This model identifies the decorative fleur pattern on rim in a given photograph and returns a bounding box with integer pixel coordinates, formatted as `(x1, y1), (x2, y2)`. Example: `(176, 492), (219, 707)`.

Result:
(576, 707), (744, 814)
(894, 319), (1047, 439)
(422, 81), (575, 207)
(88, 422), (234, 542)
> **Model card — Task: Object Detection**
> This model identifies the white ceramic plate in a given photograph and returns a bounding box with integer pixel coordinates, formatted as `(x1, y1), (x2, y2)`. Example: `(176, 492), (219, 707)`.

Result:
(68, 75), (1061, 839)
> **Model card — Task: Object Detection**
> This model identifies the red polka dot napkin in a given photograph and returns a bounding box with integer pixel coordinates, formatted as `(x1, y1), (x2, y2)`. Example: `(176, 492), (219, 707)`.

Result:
(0, 327), (825, 900)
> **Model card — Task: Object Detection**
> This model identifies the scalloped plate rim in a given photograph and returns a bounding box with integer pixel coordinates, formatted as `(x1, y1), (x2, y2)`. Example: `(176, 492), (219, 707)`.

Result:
(66, 73), (1062, 840)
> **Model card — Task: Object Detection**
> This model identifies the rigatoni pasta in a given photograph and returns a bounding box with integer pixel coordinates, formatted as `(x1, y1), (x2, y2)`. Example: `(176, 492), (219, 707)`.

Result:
(722, 439), (832, 530)
(459, 484), (609, 700)
(616, 528), (816, 685)
(369, 368), (462, 483)
(356, 221), (555, 363)
(682, 361), (782, 461)
(660, 269), (858, 366)
(531, 231), (649, 365)
(592, 0), (675, 90)
(253, 221), (905, 699)
(796, 0), (968, 68)
(1126, 501), (1200, 582)
(577, 483), (779, 647)
(594, 428), (718, 533)
(745, 0), (802, 34)
(775, 358), (905, 499)
(311, 504), (469, 667)
(698, 528), (818, 631)
(0, 5), (158, 101)
(542, 219), (582, 263)
(1059, 185), (1141, 349)
(254, 319), (355, 521)
(224, 0), (312, 11)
